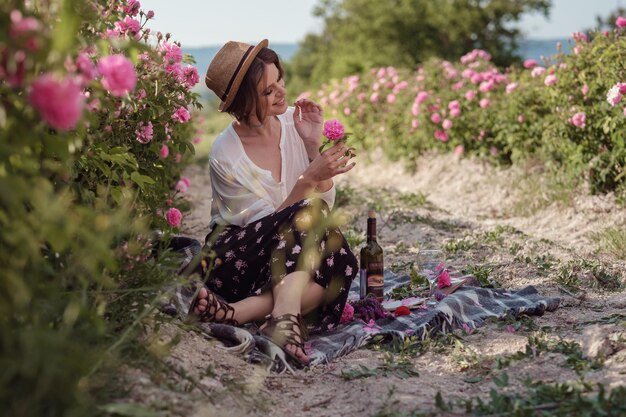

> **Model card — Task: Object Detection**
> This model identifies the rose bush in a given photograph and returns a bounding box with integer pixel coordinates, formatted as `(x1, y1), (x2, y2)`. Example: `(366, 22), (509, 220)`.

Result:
(312, 24), (626, 198)
(0, 0), (201, 415)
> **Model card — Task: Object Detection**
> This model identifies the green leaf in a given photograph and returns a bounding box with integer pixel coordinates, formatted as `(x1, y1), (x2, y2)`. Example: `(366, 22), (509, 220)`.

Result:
(463, 376), (483, 383)
(130, 172), (155, 190)
(493, 372), (509, 387)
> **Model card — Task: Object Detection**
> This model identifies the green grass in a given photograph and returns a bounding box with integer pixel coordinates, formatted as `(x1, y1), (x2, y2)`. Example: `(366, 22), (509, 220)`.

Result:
(591, 226), (626, 260)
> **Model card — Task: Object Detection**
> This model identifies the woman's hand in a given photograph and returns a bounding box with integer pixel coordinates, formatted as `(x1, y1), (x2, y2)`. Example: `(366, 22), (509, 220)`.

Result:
(303, 140), (356, 183)
(293, 98), (323, 148)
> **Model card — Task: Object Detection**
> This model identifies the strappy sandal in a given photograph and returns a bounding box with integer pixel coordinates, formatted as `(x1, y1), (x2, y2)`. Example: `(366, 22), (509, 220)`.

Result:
(261, 313), (309, 365)
(187, 284), (239, 326)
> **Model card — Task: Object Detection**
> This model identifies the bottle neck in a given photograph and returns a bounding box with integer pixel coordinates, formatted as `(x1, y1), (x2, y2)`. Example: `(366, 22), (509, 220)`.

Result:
(367, 218), (377, 242)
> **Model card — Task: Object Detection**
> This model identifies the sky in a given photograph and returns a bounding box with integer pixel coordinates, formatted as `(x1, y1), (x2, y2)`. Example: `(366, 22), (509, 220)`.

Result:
(144, 0), (625, 47)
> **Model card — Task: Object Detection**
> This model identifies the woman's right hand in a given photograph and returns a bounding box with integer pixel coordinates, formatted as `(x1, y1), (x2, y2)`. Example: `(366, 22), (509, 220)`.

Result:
(303, 141), (356, 183)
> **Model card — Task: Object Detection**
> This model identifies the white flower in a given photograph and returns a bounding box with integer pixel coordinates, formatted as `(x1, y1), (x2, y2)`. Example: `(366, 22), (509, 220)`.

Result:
(607, 84), (622, 106)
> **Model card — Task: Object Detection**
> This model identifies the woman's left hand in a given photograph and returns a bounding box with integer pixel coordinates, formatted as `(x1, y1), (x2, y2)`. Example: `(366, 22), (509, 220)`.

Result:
(293, 98), (323, 147)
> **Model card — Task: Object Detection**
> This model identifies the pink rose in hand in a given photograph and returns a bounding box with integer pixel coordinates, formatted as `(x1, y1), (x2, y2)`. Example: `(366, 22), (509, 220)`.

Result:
(322, 119), (345, 141)
(29, 73), (84, 131)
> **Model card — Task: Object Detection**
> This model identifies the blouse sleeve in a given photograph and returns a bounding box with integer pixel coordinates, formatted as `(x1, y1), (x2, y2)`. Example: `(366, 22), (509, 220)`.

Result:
(209, 158), (275, 227)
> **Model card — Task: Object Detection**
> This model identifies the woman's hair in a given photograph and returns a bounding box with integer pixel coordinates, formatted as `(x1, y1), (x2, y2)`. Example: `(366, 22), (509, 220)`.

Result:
(225, 47), (283, 125)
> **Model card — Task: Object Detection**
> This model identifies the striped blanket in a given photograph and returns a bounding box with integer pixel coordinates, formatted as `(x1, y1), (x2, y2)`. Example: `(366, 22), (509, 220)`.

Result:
(163, 238), (561, 374)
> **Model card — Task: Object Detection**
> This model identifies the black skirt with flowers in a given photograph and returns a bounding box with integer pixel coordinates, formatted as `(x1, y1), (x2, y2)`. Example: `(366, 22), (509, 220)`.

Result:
(193, 198), (358, 332)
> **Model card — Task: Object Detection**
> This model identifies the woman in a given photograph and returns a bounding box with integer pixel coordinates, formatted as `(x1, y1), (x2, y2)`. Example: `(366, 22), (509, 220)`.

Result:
(188, 39), (357, 365)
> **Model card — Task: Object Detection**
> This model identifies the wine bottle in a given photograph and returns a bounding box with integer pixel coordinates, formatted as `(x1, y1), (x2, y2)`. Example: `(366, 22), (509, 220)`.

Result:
(359, 210), (384, 301)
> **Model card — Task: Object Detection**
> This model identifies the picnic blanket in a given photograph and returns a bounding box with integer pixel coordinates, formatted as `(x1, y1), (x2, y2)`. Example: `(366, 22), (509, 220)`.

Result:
(162, 237), (561, 374)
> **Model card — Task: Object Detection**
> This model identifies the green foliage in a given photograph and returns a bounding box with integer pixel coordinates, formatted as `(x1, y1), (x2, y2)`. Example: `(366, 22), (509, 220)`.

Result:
(433, 380), (626, 417)
(289, 0), (551, 86)
(555, 258), (624, 292)
(0, 1), (201, 415)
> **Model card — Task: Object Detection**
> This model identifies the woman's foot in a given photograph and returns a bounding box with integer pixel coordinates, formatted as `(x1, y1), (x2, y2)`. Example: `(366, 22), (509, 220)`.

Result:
(261, 313), (310, 364)
(188, 285), (239, 325)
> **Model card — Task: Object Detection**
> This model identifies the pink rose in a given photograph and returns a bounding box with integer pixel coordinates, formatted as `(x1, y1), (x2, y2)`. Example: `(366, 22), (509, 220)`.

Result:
(76, 52), (97, 82)
(29, 73), (84, 131)
(442, 119), (452, 130)
(517, 115), (525, 123)
(415, 91), (428, 103)
(386, 93), (396, 104)
(581, 83), (589, 96)
(437, 269), (451, 288)
(570, 112), (586, 128)
(450, 107), (461, 118)
(369, 92), (379, 103)
(165, 207), (182, 227)
(340, 302), (354, 324)
(180, 176), (191, 187)
(181, 66), (198, 88)
(159, 144), (169, 158)
(544, 74), (557, 86)
(172, 106), (190, 123)
(161, 42), (182, 64)
(98, 54), (137, 97)
(505, 82), (518, 94)
(434, 130), (448, 142)
(146, 10), (155, 19)
(454, 145), (464, 156)
(531, 66), (546, 78)
(175, 180), (188, 193)
(430, 113), (442, 124)
(523, 59), (537, 69)
(322, 119), (345, 141)
(616, 16), (626, 28)
(135, 121), (153, 144)
(123, 0), (141, 17)
(479, 98), (490, 108)
(465, 90), (476, 101)
(10, 10), (41, 39)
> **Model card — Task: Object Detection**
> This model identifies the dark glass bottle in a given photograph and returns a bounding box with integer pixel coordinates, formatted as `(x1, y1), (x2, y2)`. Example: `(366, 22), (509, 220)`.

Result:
(359, 210), (384, 301)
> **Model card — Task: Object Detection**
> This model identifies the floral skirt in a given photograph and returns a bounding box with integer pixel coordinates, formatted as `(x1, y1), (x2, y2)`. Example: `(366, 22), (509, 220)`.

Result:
(194, 198), (357, 332)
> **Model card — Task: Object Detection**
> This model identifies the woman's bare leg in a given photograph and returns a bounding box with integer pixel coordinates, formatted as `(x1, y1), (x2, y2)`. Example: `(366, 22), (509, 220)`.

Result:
(192, 274), (325, 326)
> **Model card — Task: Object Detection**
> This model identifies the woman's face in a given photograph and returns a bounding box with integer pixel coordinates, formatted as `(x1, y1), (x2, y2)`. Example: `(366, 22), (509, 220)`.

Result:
(255, 63), (287, 119)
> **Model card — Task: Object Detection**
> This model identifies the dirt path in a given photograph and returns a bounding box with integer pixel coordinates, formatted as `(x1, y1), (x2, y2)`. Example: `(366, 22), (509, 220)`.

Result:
(126, 151), (626, 417)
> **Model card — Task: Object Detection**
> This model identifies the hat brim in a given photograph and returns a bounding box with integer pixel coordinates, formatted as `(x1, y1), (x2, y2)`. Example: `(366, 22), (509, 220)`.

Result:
(218, 39), (269, 112)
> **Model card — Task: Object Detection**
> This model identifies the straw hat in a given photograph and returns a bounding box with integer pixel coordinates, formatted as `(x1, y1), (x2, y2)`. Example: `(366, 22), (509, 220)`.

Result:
(205, 39), (269, 112)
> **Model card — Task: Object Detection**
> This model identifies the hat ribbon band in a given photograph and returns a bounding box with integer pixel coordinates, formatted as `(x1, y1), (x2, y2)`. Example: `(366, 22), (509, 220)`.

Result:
(221, 45), (254, 102)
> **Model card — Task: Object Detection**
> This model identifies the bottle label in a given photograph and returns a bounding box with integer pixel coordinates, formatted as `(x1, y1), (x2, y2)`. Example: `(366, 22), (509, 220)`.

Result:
(367, 261), (384, 301)
(359, 268), (368, 299)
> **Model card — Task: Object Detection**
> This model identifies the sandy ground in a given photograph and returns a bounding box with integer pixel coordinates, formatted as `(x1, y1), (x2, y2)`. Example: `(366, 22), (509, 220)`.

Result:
(124, 150), (626, 417)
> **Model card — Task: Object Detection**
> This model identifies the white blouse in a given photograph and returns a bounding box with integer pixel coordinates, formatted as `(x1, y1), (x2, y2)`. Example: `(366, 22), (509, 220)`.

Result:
(209, 107), (336, 228)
